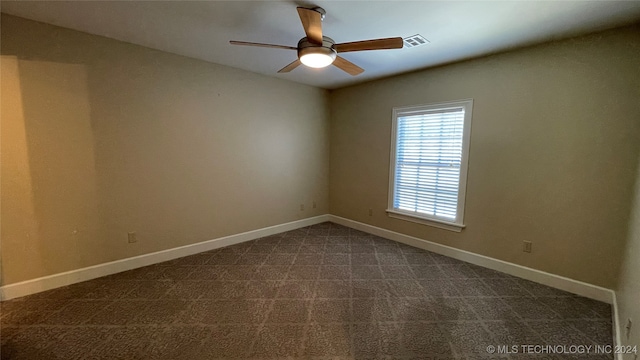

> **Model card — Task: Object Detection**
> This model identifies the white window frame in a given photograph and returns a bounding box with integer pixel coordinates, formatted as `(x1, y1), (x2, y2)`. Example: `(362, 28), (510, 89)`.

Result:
(387, 99), (473, 232)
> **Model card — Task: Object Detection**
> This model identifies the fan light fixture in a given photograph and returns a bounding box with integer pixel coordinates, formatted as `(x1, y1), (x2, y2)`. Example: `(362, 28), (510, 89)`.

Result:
(298, 40), (337, 68)
(300, 52), (336, 68)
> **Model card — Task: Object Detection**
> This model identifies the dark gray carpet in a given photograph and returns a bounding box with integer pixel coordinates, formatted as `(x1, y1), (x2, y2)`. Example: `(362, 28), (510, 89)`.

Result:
(0, 222), (613, 359)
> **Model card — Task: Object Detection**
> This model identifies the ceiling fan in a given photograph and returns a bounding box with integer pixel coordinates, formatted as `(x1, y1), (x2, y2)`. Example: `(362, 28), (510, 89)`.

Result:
(230, 6), (403, 76)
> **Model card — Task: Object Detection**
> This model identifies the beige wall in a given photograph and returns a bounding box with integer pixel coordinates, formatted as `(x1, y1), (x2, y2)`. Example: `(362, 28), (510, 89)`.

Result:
(0, 14), (330, 285)
(2, 12), (640, 293)
(329, 25), (640, 288)
(617, 153), (640, 357)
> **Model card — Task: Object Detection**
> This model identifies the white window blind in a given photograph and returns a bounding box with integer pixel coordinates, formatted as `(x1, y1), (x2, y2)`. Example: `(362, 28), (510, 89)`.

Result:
(388, 100), (473, 231)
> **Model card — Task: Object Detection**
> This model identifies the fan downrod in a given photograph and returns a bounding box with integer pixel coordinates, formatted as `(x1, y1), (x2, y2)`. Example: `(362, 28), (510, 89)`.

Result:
(311, 7), (326, 21)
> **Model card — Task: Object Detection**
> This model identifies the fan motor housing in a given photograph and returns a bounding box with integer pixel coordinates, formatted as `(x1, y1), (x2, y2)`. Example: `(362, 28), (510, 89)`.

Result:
(298, 36), (337, 60)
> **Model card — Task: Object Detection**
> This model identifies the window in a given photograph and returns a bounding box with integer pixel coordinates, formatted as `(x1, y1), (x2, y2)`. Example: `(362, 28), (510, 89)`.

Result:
(387, 99), (473, 232)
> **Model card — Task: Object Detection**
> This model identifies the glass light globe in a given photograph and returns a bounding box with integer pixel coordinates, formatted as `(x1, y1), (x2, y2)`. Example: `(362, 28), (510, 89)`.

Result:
(300, 51), (336, 68)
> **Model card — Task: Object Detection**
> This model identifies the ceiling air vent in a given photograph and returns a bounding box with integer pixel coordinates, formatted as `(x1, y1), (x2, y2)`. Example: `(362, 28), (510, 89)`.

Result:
(403, 34), (429, 48)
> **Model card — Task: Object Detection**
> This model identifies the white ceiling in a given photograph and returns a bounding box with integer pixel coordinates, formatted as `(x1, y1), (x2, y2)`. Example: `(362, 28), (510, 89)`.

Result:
(2, 0), (640, 89)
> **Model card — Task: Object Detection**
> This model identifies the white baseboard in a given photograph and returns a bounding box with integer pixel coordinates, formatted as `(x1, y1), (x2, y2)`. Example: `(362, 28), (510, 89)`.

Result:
(0, 215), (331, 300)
(612, 292), (624, 360)
(329, 215), (615, 304)
(2, 213), (615, 306)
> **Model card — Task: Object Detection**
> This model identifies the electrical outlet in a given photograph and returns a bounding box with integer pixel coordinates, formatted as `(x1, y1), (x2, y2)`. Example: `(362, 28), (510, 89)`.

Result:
(128, 232), (137, 243)
(368, 208), (373, 216)
(626, 318), (632, 339)
(523, 241), (532, 253)
(312, 201), (317, 209)
(300, 204), (304, 211)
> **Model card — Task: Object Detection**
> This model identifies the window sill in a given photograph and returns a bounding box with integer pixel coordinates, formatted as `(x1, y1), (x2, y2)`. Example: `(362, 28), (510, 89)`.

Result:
(386, 209), (465, 232)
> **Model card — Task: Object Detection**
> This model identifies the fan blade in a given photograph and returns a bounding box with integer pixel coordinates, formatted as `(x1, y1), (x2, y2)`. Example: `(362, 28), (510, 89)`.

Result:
(333, 56), (364, 76)
(297, 7), (323, 44)
(334, 37), (404, 53)
(230, 41), (297, 51)
(278, 59), (302, 73)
